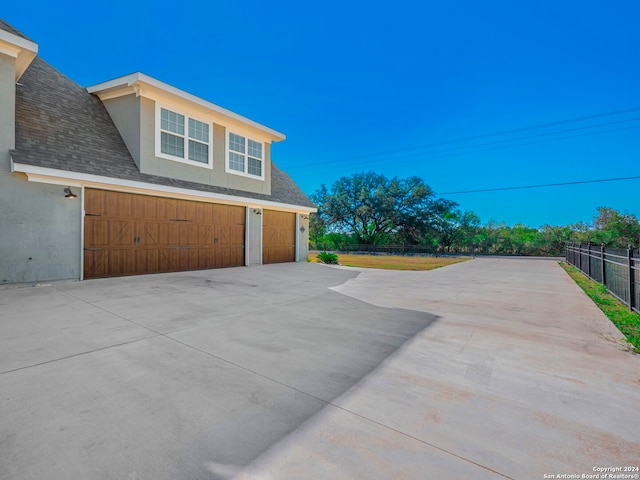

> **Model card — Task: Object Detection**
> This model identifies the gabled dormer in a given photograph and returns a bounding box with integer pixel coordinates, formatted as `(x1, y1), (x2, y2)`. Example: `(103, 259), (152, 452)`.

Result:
(87, 74), (285, 196)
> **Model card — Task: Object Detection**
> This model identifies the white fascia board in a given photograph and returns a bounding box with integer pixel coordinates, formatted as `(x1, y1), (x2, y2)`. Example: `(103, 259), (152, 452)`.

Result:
(0, 29), (38, 56)
(86, 72), (286, 142)
(12, 162), (316, 213)
(0, 30), (38, 80)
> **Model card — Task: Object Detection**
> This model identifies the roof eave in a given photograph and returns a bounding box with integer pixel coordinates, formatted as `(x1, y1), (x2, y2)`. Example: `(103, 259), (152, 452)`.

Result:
(87, 73), (286, 142)
(11, 160), (316, 213)
(0, 28), (38, 81)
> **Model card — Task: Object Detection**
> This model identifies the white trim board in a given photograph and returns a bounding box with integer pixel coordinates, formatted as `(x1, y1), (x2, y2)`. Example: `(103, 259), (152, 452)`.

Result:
(11, 162), (316, 214)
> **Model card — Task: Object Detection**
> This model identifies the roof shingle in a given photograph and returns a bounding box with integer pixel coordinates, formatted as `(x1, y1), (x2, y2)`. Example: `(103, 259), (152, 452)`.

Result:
(0, 18), (34, 42)
(13, 56), (315, 209)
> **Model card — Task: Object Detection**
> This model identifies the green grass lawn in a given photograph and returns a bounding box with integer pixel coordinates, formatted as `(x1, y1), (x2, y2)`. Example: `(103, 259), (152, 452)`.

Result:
(309, 252), (469, 271)
(561, 262), (640, 353)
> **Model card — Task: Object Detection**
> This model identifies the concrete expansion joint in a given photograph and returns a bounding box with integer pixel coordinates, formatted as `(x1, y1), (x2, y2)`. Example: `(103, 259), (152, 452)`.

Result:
(166, 336), (514, 480)
(54, 286), (165, 336)
(0, 334), (161, 376)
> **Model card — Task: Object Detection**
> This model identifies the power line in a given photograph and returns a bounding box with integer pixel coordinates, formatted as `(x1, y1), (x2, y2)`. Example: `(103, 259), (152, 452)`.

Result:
(336, 106), (640, 163)
(385, 123), (640, 164)
(284, 110), (640, 175)
(438, 176), (640, 195)
(289, 123), (640, 179)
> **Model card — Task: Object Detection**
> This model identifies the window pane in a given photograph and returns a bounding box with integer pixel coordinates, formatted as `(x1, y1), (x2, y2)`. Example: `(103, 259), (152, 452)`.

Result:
(161, 132), (184, 157)
(229, 133), (245, 153)
(248, 157), (262, 176)
(188, 140), (209, 163)
(161, 108), (184, 135)
(248, 139), (262, 159)
(229, 152), (245, 172)
(189, 118), (209, 143)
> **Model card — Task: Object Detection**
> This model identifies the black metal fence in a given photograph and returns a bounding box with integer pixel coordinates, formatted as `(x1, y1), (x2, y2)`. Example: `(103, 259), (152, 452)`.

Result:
(566, 243), (640, 313)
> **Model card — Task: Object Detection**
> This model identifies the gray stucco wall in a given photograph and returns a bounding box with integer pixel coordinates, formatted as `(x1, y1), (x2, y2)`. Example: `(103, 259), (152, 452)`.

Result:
(102, 94), (141, 169)
(116, 96), (273, 195)
(247, 208), (262, 265)
(0, 53), (16, 171)
(297, 214), (310, 261)
(0, 172), (82, 283)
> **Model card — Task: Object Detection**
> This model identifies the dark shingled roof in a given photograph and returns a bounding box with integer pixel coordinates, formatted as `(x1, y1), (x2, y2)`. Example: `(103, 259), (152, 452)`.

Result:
(0, 18), (34, 41)
(13, 56), (315, 209)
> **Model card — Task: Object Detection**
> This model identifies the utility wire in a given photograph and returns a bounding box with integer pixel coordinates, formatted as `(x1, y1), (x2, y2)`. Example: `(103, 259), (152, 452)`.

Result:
(438, 176), (640, 195)
(340, 106), (640, 162)
(290, 123), (640, 179)
(295, 118), (640, 169)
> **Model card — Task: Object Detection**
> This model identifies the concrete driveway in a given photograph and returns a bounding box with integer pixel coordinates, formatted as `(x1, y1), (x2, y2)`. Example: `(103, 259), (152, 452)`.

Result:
(1, 259), (638, 479)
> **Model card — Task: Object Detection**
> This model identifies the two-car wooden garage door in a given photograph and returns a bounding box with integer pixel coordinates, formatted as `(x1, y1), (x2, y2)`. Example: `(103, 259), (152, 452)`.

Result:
(83, 189), (297, 279)
(84, 189), (245, 279)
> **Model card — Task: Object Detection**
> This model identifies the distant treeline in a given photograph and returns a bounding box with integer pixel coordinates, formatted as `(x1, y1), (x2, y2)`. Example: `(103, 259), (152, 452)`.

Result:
(310, 172), (639, 256)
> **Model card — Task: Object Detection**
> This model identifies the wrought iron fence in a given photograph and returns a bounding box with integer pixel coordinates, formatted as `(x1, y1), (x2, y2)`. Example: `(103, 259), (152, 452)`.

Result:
(566, 242), (640, 313)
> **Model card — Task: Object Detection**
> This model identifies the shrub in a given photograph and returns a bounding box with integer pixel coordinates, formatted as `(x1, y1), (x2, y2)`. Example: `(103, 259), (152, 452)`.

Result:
(316, 251), (339, 264)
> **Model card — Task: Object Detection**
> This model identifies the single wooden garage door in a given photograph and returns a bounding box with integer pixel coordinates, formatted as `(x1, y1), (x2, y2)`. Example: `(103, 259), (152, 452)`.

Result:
(262, 210), (296, 264)
(84, 189), (245, 279)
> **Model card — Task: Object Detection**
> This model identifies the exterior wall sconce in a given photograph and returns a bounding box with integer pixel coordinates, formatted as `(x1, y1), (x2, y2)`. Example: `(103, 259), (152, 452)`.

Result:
(300, 214), (309, 220)
(64, 187), (77, 198)
(252, 208), (262, 215)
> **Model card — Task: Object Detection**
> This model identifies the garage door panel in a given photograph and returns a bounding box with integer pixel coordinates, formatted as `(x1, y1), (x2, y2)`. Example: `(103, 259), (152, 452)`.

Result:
(179, 223), (199, 246)
(263, 210), (295, 264)
(198, 225), (213, 246)
(84, 250), (108, 278)
(110, 221), (134, 246)
(176, 200), (197, 222)
(108, 249), (136, 276)
(85, 218), (109, 246)
(84, 189), (245, 279)
(158, 223), (179, 246)
(157, 198), (178, 220)
(135, 249), (160, 274)
(140, 222), (159, 246)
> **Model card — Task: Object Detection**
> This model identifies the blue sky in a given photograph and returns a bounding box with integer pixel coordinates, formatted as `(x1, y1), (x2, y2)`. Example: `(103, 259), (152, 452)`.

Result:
(4, 1), (639, 227)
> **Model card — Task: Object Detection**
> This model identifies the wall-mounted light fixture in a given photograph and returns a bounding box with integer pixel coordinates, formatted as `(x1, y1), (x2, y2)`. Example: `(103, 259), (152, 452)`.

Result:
(64, 187), (77, 199)
(300, 214), (309, 220)
(252, 208), (262, 215)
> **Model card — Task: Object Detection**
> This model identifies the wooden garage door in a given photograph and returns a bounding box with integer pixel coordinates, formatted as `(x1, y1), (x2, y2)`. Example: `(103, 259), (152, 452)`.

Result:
(262, 210), (296, 264)
(84, 189), (245, 279)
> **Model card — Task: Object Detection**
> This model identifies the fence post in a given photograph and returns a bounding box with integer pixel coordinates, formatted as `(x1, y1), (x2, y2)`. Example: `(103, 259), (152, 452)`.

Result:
(601, 244), (606, 287)
(587, 242), (591, 278)
(628, 245), (635, 312)
(578, 243), (582, 271)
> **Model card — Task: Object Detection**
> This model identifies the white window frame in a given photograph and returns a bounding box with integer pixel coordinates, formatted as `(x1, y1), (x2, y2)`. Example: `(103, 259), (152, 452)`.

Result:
(155, 104), (213, 169)
(225, 130), (265, 180)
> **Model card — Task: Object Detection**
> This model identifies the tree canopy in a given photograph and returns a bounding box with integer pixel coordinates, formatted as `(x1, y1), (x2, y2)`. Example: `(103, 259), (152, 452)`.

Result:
(311, 172), (450, 244)
(310, 172), (639, 255)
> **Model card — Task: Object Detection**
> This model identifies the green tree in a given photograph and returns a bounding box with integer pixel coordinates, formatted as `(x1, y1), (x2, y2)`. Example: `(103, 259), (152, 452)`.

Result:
(592, 207), (640, 248)
(312, 172), (441, 245)
(430, 208), (480, 252)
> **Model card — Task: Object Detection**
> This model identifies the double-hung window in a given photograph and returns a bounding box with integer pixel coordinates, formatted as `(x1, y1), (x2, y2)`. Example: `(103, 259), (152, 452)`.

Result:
(157, 106), (211, 167)
(227, 132), (264, 179)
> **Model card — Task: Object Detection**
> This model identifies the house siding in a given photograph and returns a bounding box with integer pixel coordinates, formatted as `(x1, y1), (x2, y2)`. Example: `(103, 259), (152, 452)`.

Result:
(297, 214), (310, 261)
(0, 53), (15, 171)
(0, 172), (81, 283)
(103, 94), (273, 196)
(101, 94), (142, 169)
(247, 208), (262, 265)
